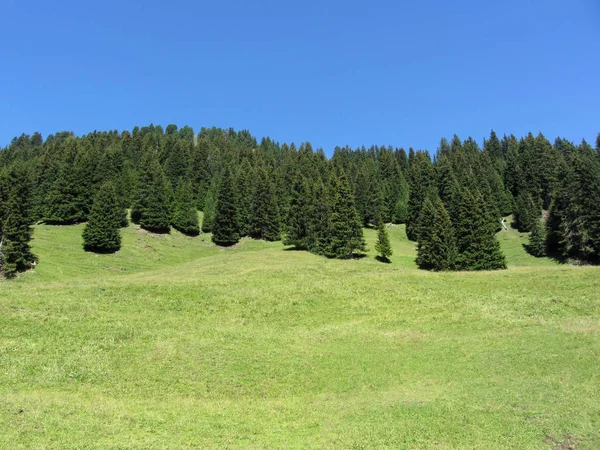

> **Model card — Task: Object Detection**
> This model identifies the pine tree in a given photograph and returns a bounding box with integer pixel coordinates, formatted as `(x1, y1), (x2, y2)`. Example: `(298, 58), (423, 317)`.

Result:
(455, 190), (506, 270)
(249, 165), (280, 241)
(375, 218), (392, 262)
(170, 178), (200, 236)
(324, 169), (366, 259)
(1, 163), (36, 277)
(527, 218), (547, 257)
(131, 149), (171, 233)
(82, 182), (122, 253)
(212, 168), (240, 246)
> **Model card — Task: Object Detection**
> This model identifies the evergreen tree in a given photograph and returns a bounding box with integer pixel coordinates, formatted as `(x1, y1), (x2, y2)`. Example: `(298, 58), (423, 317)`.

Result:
(82, 182), (122, 253)
(190, 137), (211, 210)
(415, 196), (436, 269)
(324, 169), (366, 259)
(164, 138), (190, 191)
(375, 217), (392, 262)
(212, 168), (240, 246)
(392, 199), (409, 224)
(131, 148), (171, 233)
(283, 171), (311, 249)
(236, 158), (254, 237)
(200, 182), (217, 233)
(514, 192), (541, 232)
(171, 178), (200, 235)
(44, 137), (87, 223)
(455, 190), (506, 270)
(428, 198), (457, 271)
(249, 165), (280, 241)
(1, 163), (36, 277)
(406, 151), (434, 240)
(527, 218), (547, 257)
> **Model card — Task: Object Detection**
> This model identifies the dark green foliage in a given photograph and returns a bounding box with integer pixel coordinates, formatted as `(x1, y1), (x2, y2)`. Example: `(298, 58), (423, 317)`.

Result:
(44, 137), (88, 223)
(407, 151), (434, 241)
(212, 169), (240, 246)
(392, 199), (409, 224)
(323, 169), (366, 259)
(415, 197), (436, 269)
(191, 138), (211, 210)
(455, 190), (506, 271)
(527, 218), (547, 257)
(375, 219), (392, 262)
(249, 165), (280, 241)
(417, 197), (457, 271)
(171, 178), (200, 236)
(283, 172), (312, 250)
(1, 122), (598, 268)
(547, 147), (600, 261)
(1, 163), (36, 277)
(164, 138), (190, 190)
(200, 183), (217, 233)
(82, 182), (122, 253)
(131, 149), (171, 233)
(236, 158), (254, 237)
(514, 192), (541, 232)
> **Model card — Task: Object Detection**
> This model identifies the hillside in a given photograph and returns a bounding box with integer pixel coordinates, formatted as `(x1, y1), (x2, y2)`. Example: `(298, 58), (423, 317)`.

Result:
(1, 221), (599, 448)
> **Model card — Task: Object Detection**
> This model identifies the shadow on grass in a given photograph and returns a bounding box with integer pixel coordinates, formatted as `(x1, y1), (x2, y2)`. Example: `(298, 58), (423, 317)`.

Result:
(140, 226), (171, 235)
(283, 246), (306, 252)
(375, 255), (392, 264)
(83, 246), (120, 254)
(522, 243), (600, 265)
(41, 220), (86, 226)
(175, 228), (200, 237)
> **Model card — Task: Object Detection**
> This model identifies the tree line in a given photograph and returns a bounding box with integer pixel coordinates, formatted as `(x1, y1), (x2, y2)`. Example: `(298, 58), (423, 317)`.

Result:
(1, 124), (599, 278)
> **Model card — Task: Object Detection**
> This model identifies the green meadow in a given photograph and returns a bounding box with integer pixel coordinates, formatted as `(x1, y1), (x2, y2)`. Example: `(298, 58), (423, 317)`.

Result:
(1, 219), (598, 449)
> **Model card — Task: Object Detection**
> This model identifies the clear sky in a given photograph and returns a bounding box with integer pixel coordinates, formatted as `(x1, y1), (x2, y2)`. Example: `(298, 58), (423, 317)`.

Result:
(1, 0), (598, 154)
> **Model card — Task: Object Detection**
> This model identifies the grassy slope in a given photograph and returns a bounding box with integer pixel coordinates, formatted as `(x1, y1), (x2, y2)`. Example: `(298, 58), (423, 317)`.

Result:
(0, 220), (599, 449)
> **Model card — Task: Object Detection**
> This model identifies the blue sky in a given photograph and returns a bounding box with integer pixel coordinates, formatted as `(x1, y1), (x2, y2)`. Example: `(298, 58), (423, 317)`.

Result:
(1, 0), (598, 153)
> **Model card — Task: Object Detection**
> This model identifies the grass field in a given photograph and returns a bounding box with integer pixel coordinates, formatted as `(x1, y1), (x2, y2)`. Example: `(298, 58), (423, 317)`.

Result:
(1, 218), (599, 449)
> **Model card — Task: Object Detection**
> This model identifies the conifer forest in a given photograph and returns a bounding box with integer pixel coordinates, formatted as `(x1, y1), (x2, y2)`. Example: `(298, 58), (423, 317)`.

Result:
(1, 125), (599, 278)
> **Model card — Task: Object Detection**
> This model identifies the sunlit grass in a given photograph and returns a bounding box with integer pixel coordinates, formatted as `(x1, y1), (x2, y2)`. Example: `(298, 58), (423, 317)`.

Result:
(1, 218), (598, 448)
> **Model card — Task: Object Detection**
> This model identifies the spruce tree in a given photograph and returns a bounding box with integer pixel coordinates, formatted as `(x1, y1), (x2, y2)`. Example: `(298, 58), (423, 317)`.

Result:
(375, 217), (393, 262)
(324, 169), (366, 259)
(82, 182), (122, 253)
(212, 168), (240, 246)
(1, 163), (36, 277)
(527, 218), (547, 257)
(201, 183), (217, 233)
(415, 196), (436, 269)
(44, 137), (87, 223)
(171, 178), (200, 236)
(236, 158), (254, 237)
(514, 192), (540, 232)
(283, 171), (311, 250)
(428, 198), (457, 271)
(455, 190), (506, 271)
(249, 165), (280, 241)
(131, 149), (171, 233)
(406, 151), (434, 240)
(392, 199), (409, 224)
